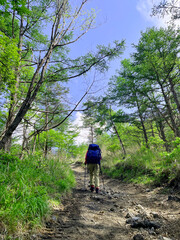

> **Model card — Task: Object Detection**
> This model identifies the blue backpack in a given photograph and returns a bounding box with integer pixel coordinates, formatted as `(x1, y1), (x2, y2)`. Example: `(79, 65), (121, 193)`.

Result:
(86, 144), (101, 164)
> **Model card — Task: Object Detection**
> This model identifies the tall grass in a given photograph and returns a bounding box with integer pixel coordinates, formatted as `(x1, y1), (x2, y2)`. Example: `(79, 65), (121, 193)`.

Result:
(0, 151), (75, 238)
(102, 143), (180, 186)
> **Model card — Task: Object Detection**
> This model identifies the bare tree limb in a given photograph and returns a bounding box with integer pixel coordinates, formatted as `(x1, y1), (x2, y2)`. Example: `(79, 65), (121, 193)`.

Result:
(28, 79), (95, 139)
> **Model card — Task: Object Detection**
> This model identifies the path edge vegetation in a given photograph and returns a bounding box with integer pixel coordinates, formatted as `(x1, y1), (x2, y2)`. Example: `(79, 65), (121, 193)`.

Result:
(0, 151), (76, 239)
(0, 140), (179, 238)
(101, 140), (180, 188)
(76, 139), (180, 190)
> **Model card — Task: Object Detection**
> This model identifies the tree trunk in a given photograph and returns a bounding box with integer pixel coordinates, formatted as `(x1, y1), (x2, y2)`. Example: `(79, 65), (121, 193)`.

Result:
(21, 120), (29, 152)
(168, 77), (180, 115)
(159, 81), (180, 137)
(156, 118), (170, 152)
(44, 95), (49, 159)
(136, 99), (149, 148)
(109, 106), (126, 155)
(4, 17), (23, 151)
(151, 122), (155, 137)
(20, 120), (29, 159)
(113, 123), (126, 156)
(44, 136), (48, 159)
(32, 135), (37, 154)
(90, 125), (94, 144)
(0, 45), (53, 150)
(146, 92), (175, 133)
(141, 119), (149, 148)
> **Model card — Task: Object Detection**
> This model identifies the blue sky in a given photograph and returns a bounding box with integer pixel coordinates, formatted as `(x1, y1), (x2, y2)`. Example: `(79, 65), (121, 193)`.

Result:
(68, 0), (180, 144)
(69, 0), (176, 143)
(67, 0), (170, 106)
(75, 0), (154, 54)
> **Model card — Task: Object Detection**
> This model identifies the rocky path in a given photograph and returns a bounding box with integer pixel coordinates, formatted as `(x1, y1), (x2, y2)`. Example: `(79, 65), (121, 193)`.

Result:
(39, 163), (180, 240)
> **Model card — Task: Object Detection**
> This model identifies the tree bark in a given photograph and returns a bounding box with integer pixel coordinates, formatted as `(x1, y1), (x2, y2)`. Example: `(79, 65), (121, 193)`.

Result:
(136, 98), (149, 148)
(20, 120), (29, 159)
(32, 135), (37, 154)
(151, 122), (155, 137)
(89, 125), (94, 144)
(44, 94), (49, 159)
(113, 123), (126, 156)
(168, 77), (180, 115)
(109, 106), (126, 155)
(159, 81), (180, 137)
(4, 16), (24, 151)
(156, 117), (170, 152)
(0, 45), (53, 150)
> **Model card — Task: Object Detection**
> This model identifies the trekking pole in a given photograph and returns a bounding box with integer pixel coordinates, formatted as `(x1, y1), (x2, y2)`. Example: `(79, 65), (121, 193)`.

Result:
(100, 164), (105, 190)
(84, 164), (87, 190)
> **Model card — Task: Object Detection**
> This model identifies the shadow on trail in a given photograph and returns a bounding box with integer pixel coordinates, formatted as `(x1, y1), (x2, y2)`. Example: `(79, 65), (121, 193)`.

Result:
(40, 163), (180, 240)
(40, 165), (130, 240)
(41, 191), (129, 239)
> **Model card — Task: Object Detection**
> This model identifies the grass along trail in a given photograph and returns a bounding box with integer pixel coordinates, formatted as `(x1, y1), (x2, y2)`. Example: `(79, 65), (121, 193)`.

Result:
(38, 163), (180, 240)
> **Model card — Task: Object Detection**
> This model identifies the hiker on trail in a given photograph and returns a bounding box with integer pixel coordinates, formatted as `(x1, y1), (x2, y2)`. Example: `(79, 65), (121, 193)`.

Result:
(84, 144), (102, 194)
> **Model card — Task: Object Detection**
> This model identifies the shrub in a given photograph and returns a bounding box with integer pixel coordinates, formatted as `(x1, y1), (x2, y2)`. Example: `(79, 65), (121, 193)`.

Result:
(102, 146), (180, 186)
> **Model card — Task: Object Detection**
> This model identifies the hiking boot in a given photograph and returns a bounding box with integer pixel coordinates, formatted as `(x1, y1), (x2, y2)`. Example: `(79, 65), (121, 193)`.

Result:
(96, 188), (99, 194)
(90, 185), (94, 192)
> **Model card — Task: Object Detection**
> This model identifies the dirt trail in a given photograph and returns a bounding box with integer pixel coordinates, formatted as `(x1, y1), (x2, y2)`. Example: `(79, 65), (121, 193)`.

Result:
(39, 163), (180, 240)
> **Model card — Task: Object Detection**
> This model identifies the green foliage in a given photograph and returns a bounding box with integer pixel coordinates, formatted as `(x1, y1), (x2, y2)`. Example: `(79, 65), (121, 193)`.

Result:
(102, 145), (180, 186)
(0, 109), (6, 131)
(0, 31), (19, 89)
(31, 128), (79, 159)
(39, 156), (76, 194)
(148, 136), (165, 151)
(0, 12), (19, 38)
(0, 151), (19, 164)
(0, 0), (127, 152)
(0, 151), (75, 236)
(70, 143), (88, 163)
(0, 0), (30, 16)
(107, 27), (180, 153)
(161, 138), (180, 163)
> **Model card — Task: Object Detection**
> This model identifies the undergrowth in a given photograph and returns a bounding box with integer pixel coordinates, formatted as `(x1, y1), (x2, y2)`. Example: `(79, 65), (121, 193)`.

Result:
(102, 142), (180, 187)
(0, 151), (75, 239)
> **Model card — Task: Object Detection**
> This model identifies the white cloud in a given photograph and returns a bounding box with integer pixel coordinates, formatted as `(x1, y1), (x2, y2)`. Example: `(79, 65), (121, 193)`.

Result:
(13, 121), (33, 145)
(136, 0), (175, 27)
(73, 112), (90, 145)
